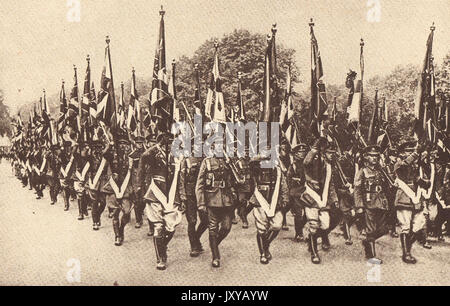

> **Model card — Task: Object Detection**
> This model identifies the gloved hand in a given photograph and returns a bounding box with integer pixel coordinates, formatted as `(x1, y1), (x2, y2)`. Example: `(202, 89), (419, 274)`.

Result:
(198, 205), (207, 213)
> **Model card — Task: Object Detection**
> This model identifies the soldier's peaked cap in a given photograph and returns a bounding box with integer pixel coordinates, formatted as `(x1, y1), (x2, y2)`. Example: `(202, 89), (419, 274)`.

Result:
(363, 145), (381, 155)
(291, 143), (309, 153)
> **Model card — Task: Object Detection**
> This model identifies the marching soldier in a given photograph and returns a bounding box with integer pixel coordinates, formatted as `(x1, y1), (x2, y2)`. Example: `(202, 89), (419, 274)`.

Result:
(103, 133), (134, 246)
(59, 141), (76, 211)
(249, 154), (289, 264)
(179, 152), (208, 257)
(138, 133), (183, 270)
(435, 154), (449, 241)
(393, 140), (428, 264)
(301, 138), (339, 264)
(233, 147), (254, 229)
(129, 136), (146, 229)
(87, 139), (108, 231)
(72, 141), (90, 220)
(195, 151), (237, 268)
(279, 139), (291, 231)
(46, 143), (61, 205)
(354, 145), (390, 263)
(286, 143), (309, 242)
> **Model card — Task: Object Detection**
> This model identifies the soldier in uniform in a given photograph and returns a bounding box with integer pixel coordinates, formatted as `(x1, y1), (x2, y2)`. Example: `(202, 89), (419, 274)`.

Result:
(195, 152), (237, 268)
(233, 147), (253, 229)
(279, 139), (291, 231)
(286, 143), (309, 242)
(87, 139), (108, 231)
(129, 136), (146, 229)
(393, 140), (428, 264)
(59, 141), (76, 211)
(103, 133), (134, 246)
(72, 141), (90, 220)
(179, 152), (207, 257)
(138, 133), (183, 270)
(354, 145), (390, 263)
(249, 154), (289, 264)
(301, 138), (339, 264)
(435, 154), (449, 241)
(46, 143), (61, 205)
(33, 142), (46, 200)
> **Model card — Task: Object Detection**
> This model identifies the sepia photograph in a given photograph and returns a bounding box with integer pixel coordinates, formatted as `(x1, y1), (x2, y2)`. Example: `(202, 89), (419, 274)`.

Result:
(0, 0), (449, 290)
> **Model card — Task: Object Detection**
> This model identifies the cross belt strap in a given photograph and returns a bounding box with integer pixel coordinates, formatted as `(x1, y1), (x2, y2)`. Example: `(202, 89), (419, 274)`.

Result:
(76, 162), (90, 182)
(395, 177), (421, 205)
(419, 163), (435, 200)
(108, 169), (131, 199)
(146, 161), (181, 212)
(60, 156), (74, 178)
(253, 166), (281, 218)
(89, 158), (106, 189)
(304, 163), (332, 209)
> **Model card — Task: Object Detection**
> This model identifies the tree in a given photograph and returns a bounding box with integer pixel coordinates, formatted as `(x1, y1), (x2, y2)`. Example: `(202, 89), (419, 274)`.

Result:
(0, 90), (12, 137)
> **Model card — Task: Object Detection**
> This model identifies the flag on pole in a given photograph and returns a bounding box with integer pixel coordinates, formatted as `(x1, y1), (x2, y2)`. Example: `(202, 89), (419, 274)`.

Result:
(259, 35), (274, 123)
(169, 59), (180, 123)
(280, 65), (297, 146)
(127, 67), (140, 135)
(193, 64), (203, 118)
(205, 41), (227, 123)
(367, 89), (380, 145)
(414, 23), (437, 143)
(89, 81), (97, 123)
(58, 80), (67, 128)
(97, 36), (116, 129)
(81, 55), (91, 127)
(117, 82), (126, 129)
(68, 65), (79, 119)
(347, 39), (364, 128)
(231, 72), (245, 122)
(309, 19), (328, 138)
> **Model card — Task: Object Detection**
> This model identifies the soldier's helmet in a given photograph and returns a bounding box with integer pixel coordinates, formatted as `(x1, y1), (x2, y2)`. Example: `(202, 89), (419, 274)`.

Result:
(363, 145), (381, 156)
(133, 135), (145, 144)
(291, 142), (309, 155)
(116, 129), (130, 145)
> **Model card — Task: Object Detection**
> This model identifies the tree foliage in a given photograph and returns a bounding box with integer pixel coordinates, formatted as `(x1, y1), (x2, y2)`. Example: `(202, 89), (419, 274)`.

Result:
(0, 90), (12, 137)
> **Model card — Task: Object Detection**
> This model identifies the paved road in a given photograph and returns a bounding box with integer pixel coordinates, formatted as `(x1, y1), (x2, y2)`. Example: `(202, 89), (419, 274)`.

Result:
(0, 161), (449, 286)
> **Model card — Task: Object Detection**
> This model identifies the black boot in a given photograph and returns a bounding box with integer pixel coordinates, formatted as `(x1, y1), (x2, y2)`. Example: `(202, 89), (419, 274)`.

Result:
(416, 229), (432, 249)
(321, 232), (331, 251)
(265, 230), (279, 261)
(401, 233), (416, 264)
(309, 234), (321, 264)
(209, 234), (220, 268)
(257, 233), (269, 264)
(77, 199), (84, 220)
(282, 212), (289, 231)
(147, 220), (154, 237)
(113, 219), (121, 246)
(294, 215), (305, 242)
(153, 237), (167, 270)
(368, 241), (383, 264)
(342, 222), (353, 245)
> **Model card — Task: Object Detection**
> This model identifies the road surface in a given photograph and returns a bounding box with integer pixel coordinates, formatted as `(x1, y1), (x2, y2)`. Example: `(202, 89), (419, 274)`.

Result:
(0, 161), (449, 286)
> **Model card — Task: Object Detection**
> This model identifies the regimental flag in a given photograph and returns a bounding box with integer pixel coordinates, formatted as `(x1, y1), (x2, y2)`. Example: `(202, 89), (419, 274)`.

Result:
(309, 19), (328, 138)
(193, 64), (203, 118)
(169, 60), (180, 123)
(89, 81), (97, 123)
(347, 39), (364, 128)
(231, 72), (245, 123)
(127, 68), (140, 135)
(270, 24), (281, 120)
(149, 7), (171, 134)
(80, 55), (91, 127)
(58, 80), (67, 128)
(97, 36), (116, 129)
(117, 82), (126, 129)
(68, 65), (79, 119)
(41, 89), (51, 139)
(280, 65), (297, 147)
(331, 96), (337, 124)
(259, 35), (274, 122)
(414, 24), (437, 143)
(205, 42), (227, 123)
(377, 96), (391, 152)
(367, 90), (380, 145)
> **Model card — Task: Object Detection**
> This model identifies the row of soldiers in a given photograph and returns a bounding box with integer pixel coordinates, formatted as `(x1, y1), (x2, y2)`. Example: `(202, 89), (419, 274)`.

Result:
(9, 127), (450, 269)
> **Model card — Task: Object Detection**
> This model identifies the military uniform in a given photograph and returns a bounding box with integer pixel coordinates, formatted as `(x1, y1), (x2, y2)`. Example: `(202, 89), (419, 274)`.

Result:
(103, 137), (134, 246)
(435, 163), (449, 239)
(286, 143), (308, 242)
(354, 145), (389, 263)
(46, 145), (61, 205)
(86, 140), (108, 231)
(72, 143), (91, 220)
(195, 156), (236, 268)
(393, 141), (428, 264)
(249, 156), (289, 264)
(129, 137), (146, 229)
(137, 135), (182, 270)
(179, 156), (208, 257)
(233, 154), (254, 229)
(301, 138), (339, 264)
(58, 142), (76, 211)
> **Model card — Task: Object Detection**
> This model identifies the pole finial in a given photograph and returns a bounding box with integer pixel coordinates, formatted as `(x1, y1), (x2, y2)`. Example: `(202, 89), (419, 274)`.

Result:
(360, 38), (364, 47)
(73, 64), (77, 71)
(238, 71), (242, 79)
(106, 36), (110, 44)
(266, 34), (271, 44)
(214, 40), (219, 49)
(430, 22), (435, 31)
(86, 54), (90, 63)
(309, 18), (314, 27)
(172, 59), (176, 66)
(194, 63), (199, 71)
(271, 23), (277, 35)
(160, 5), (165, 16)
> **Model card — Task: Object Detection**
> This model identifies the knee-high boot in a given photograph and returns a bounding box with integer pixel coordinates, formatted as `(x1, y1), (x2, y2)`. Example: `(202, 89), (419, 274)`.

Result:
(401, 233), (416, 264)
(153, 236), (167, 270)
(308, 234), (321, 264)
(257, 233), (269, 264)
(342, 221), (353, 245)
(77, 198), (84, 220)
(209, 234), (220, 268)
(264, 230), (279, 261)
(113, 218), (121, 246)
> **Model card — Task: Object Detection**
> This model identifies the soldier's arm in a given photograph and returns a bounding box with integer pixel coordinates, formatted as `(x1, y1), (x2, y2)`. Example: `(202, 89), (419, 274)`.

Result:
(353, 168), (364, 209)
(137, 147), (153, 190)
(195, 159), (207, 208)
(328, 173), (339, 206)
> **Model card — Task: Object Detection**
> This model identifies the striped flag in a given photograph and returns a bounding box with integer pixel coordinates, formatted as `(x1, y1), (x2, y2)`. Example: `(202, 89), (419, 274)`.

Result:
(89, 81), (97, 123)
(68, 65), (79, 119)
(169, 60), (180, 123)
(97, 36), (116, 129)
(80, 55), (91, 127)
(127, 68), (140, 135)
(193, 64), (203, 118)
(347, 39), (364, 127)
(117, 82), (126, 129)
(205, 41), (227, 123)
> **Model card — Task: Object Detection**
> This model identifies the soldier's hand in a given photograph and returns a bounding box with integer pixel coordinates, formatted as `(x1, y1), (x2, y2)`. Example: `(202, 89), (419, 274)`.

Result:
(356, 208), (364, 215)
(350, 209), (356, 217)
(198, 205), (207, 213)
